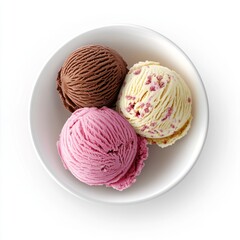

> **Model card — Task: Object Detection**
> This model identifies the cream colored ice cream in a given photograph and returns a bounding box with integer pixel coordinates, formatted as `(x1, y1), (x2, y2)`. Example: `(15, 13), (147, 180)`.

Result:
(116, 61), (192, 147)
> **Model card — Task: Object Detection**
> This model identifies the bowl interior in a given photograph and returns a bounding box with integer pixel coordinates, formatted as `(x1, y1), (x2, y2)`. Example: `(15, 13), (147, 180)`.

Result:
(30, 25), (208, 204)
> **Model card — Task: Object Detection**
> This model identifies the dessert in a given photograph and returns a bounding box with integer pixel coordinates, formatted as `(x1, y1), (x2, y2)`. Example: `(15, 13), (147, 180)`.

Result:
(57, 45), (128, 112)
(116, 61), (192, 147)
(57, 107), (148, 191)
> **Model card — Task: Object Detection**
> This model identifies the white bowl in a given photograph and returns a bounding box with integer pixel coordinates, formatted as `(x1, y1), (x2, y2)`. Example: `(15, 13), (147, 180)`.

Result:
(29, 25), (209, 204)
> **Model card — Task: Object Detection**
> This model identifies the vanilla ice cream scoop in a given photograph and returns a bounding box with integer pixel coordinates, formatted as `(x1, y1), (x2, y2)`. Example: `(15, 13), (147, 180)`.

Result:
(116, 61), (192, 147)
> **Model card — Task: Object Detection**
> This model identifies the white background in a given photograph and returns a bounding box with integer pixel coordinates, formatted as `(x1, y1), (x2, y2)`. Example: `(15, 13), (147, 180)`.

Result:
(1, 0), (240, 239)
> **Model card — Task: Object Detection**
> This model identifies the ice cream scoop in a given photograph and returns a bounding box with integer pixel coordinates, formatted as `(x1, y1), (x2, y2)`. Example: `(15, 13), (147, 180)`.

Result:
(116, 61), (192, 147)
(57, 45), (128, 112)
(57, 107), (148, 191)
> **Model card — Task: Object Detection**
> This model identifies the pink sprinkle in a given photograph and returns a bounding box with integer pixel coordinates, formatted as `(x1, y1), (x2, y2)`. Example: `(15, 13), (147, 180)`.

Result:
(126, 107), (131, 112)
(160, 129), (163, 133)
(146, 102), (151, 108)
(146, 75), (152, 85)
(153, 81), (160, 89)
(140, 103), (145, 108)
(127, 103), (135, 111)
(134, 69), (141, 75)
(160, 81), (165, 88)
(150, 86), (156, 91)
(171, 124), (175, 128)
(135, 111), (140, 117)
(144, 108), (149, 113)
(157, 75), (163, 81)
(188, 97), (191, 103)
(141, 125), (149, 131)
(161, 107), (173, 121)
(148, 130), (155, 134)
(126, 96), (136, 101)
(150, 122), (156, 127)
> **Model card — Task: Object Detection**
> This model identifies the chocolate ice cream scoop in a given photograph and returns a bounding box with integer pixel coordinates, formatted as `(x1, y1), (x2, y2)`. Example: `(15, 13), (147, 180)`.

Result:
(57, 45), (128, 112)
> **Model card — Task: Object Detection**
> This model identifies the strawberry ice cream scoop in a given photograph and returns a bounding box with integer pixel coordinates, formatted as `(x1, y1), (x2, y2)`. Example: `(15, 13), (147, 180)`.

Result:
(57, 107), (148, 191)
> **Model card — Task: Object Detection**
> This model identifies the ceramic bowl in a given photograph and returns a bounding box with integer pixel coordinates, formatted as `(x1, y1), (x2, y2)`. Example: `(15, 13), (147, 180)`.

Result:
(29, 25), (209, 204)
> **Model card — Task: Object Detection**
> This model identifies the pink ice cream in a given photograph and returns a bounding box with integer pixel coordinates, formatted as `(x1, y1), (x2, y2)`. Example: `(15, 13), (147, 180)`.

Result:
(57, 107), (148, 191)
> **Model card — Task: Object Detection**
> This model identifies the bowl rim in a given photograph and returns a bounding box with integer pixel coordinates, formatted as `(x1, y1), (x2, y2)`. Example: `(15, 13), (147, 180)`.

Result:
(29, 24), (209, 205)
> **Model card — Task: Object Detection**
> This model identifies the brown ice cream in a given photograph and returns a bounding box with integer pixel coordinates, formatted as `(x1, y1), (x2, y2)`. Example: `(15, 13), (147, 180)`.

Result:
(57, 45), (128, 112)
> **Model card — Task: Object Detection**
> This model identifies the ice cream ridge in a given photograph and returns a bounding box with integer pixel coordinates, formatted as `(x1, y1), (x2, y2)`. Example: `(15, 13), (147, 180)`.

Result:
(116, 61), (193, 147)
(57, 44), (128, 112)
(57, 107), (148, 191)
